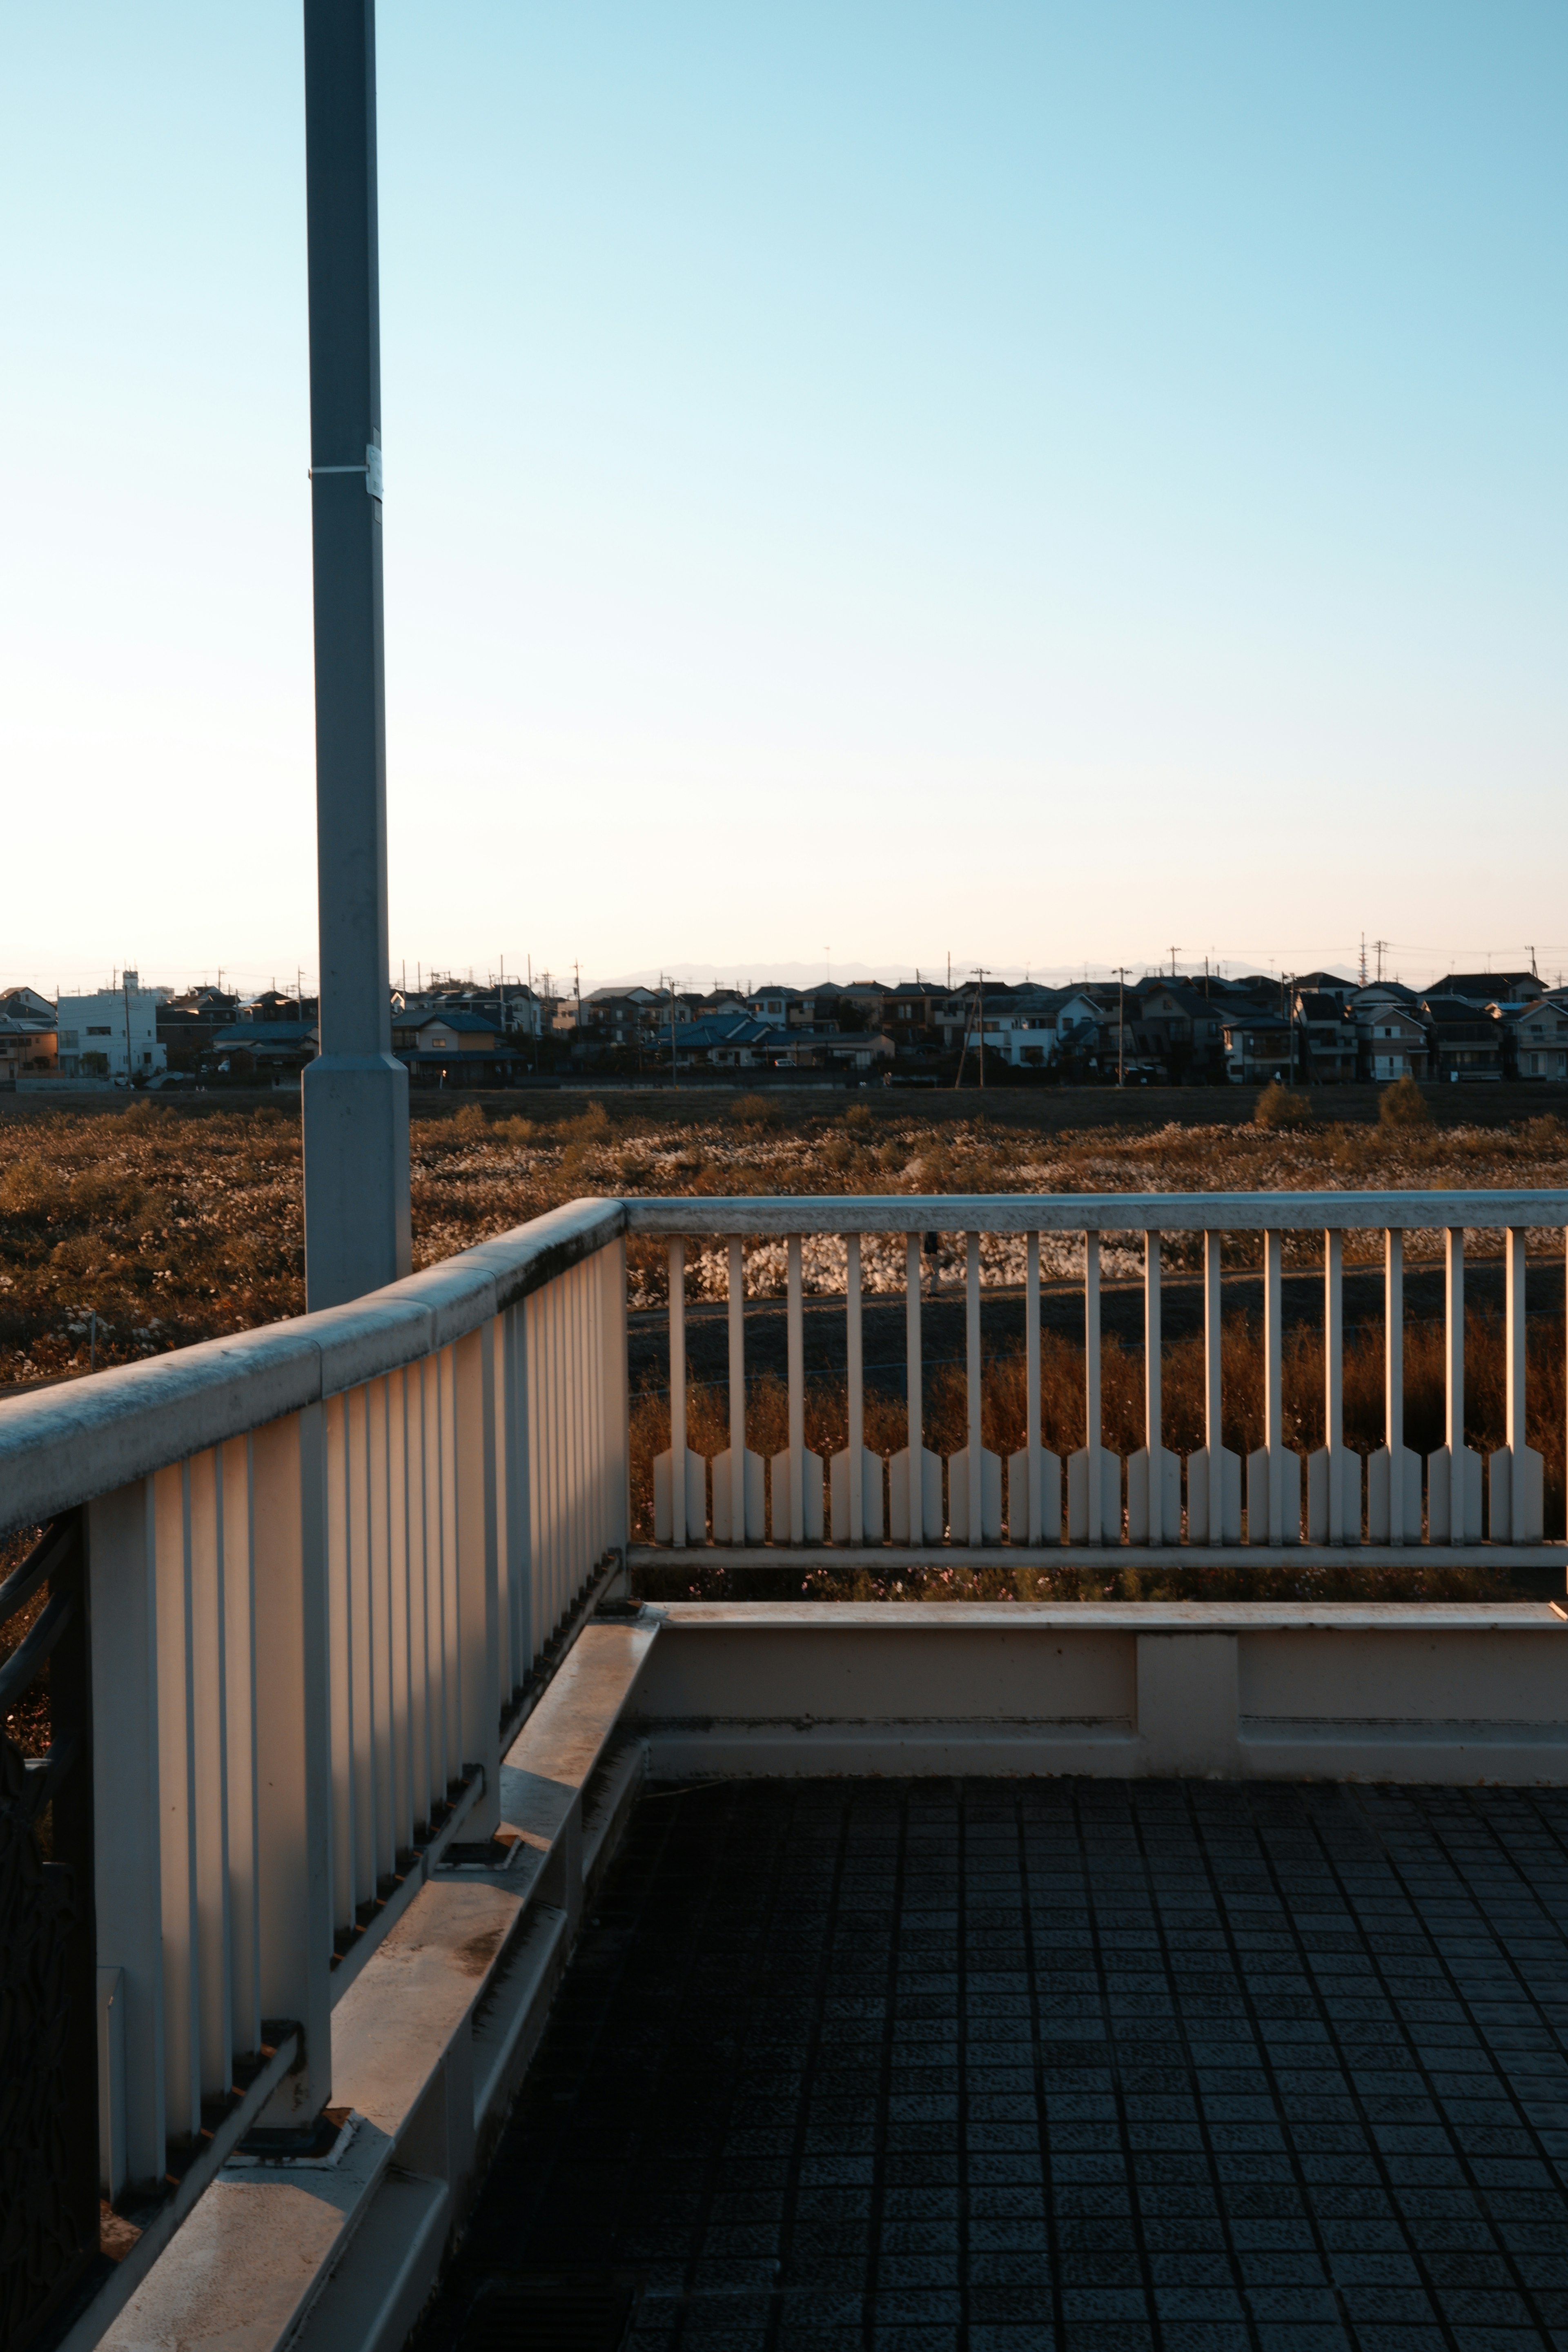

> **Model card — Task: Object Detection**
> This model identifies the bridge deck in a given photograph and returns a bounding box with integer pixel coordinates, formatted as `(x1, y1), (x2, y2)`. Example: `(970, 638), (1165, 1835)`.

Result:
(415, 1776), (1568, 2351)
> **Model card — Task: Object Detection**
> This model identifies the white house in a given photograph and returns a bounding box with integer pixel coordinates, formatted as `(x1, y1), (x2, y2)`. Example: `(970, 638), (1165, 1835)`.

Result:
(1351, 987), (1429, 1082)
(1512, 991), (1568, 1082)
(56, 972), (166, 1080)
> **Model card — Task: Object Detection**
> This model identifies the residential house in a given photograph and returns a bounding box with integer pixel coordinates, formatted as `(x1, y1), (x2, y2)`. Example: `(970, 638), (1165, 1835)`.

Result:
(238, 989), (319, 1025)
(877, 984), (947, 1057)
(1430, 971), (1539, 1007)
(1419, 995), (1504, 1081)
(158, 987), (241, 1071)
(1293, 991), (1357, 1084)
(0, 1014), (57, 1079)
(1292, 970), (1357, 1005)
(391, 1007), (524, 1086)
(56, 975), (166, 1081)
(0, 987), (56, 1024)
(1508, 991), (1568, 1082)
(209, 1022), (318, 1075)
(1222, 1011), (1297, 1085)
(1352, 997), (1429, 1082)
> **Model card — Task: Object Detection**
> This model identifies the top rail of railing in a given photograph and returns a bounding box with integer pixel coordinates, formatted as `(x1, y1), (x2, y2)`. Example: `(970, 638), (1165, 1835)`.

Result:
(0, 1198), (624, 1536)
(626, 1189), (1568, 1236)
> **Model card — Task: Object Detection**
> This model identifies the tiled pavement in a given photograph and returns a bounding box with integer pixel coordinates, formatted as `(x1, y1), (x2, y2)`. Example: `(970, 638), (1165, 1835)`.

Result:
(415, 1777), (1568, 2352)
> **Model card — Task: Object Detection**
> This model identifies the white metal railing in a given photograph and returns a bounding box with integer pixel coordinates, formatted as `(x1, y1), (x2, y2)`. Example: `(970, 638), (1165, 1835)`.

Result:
(629, 1192), (1568, 1556)
(2, 1181), (1564, 2221)
(0, 1200), (627, 2205)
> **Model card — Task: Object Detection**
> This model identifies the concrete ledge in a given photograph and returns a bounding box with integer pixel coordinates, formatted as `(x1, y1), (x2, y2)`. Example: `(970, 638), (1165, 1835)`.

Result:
(59, 2031), (302, 2352)
(633, 1601), (1568, 1784)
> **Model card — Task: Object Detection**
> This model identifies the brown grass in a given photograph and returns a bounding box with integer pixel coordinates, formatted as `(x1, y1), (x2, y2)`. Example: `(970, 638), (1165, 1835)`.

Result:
(2, 1094), (1566, 1393)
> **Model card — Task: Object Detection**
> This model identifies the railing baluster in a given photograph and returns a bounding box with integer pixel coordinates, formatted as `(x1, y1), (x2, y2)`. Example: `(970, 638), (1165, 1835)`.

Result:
(403, 1365), (430, 1838)
(787, 1234), (805, 1541)
(509, 1296), (533, 1680)
(1143, 1232), (1163, 1548)
(846, 1234), (864, 1545)
(1204, 1231), (1222, 1544)
(187, 1446), (232, 2102)
(347, 1385), (375, 1913)
(454, 1319), (501, 1837)
(221, 1436), (260, 2061)
(1330, 1229), (1351, 1543)
(1065, 1230), (1112, 1546)
(964, 1234), (983, 1544)
(1129, 1228), (1176, 1548)
(154, 1462), (200, 2141)
(386, 1373), (411, 1860)
(368, 1378), (394, 1884)
(570, 1262), (589, 1591)
(439, 1343), (462, 1792)
(1027, 1232), (1043, 1541)
(1386, 1228), (1403, 1523)
(249, 1403), (332, 2127)
(1188, 1229), (1238, 1545)
(904, 1232), (923, 1543)
(1087, 1231), (1102, 1544)
(603, 1234), (630, 1568)
(668, 1238), (687, 1547)
(87, 1479), (167, 2189)
(1370, 1228), (1418, 1546)
(1428, 1225), (1480, 1545)
(719, 1238), (744, 1546)
(1494, 1227), (1543, 1541)
(421, 1352), (445, 1815)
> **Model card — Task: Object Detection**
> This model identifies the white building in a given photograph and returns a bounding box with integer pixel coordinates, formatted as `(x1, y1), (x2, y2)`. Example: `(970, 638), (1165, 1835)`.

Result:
(56, 971), (166, 1081)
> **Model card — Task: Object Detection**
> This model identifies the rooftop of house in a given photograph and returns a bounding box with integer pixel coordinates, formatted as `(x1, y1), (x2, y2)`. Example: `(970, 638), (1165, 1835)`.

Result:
(1432, 970), (1540, 1004)
(393, 1008), (499, 1035)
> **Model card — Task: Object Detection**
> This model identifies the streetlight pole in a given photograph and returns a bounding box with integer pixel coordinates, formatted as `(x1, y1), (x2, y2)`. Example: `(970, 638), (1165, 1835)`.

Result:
(299, 0), (411, 1311)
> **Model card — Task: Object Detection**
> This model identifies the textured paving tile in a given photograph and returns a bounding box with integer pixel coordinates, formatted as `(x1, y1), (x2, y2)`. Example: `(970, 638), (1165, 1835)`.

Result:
(413, 1778), (1568, 2350)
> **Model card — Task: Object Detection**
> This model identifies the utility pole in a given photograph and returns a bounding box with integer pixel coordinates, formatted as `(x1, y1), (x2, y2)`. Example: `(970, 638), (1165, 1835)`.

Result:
(1114, 968), (1130, 1085)
(1168, 947), (1180, 980)
(299, 0), (410, 1311)
(668, 973), (678, 1089)
(122, 971), (134, 1085)
(1374, 939), (1388, 984)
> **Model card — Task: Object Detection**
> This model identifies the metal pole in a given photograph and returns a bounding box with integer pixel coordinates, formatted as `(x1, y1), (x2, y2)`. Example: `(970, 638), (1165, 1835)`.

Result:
(300, 0), (411, 1311)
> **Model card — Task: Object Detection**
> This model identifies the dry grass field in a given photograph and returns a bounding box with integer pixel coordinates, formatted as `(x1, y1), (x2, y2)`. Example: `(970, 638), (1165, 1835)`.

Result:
(2, 1086), (1567, 1644)
(2, 1087), (1566, 1386)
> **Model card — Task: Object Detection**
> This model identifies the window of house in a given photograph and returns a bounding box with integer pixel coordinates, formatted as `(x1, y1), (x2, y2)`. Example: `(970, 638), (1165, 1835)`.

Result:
(87, 1025), (111, 1036)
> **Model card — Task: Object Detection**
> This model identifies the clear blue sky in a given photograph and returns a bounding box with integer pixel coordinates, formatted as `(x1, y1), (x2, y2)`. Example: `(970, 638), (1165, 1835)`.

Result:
(4, 2), (1565, 994)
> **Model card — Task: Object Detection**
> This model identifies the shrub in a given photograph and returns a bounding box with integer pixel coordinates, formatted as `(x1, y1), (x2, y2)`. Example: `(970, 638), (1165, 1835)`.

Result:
(495, 1114), (536, 1145)
(731, 1092), (781, 1128)
(842, 1102), (874, 1133)
(1254, 1081), (1312, 1130)
(450, 1102), (488, 1139)
(564, 1100), (611, 1145)
(1378, 1074), (1431, 1130)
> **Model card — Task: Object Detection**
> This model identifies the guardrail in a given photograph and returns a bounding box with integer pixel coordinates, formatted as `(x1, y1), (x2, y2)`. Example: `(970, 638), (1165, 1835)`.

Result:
(0, 1200), (627, 2263)
(628, 1192), (1568, 1555)
(2, 1181), (1564, 2325)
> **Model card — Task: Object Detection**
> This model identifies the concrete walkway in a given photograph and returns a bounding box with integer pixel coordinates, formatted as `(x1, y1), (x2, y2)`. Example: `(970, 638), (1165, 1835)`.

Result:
(415, 1777), (1568, 2351)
